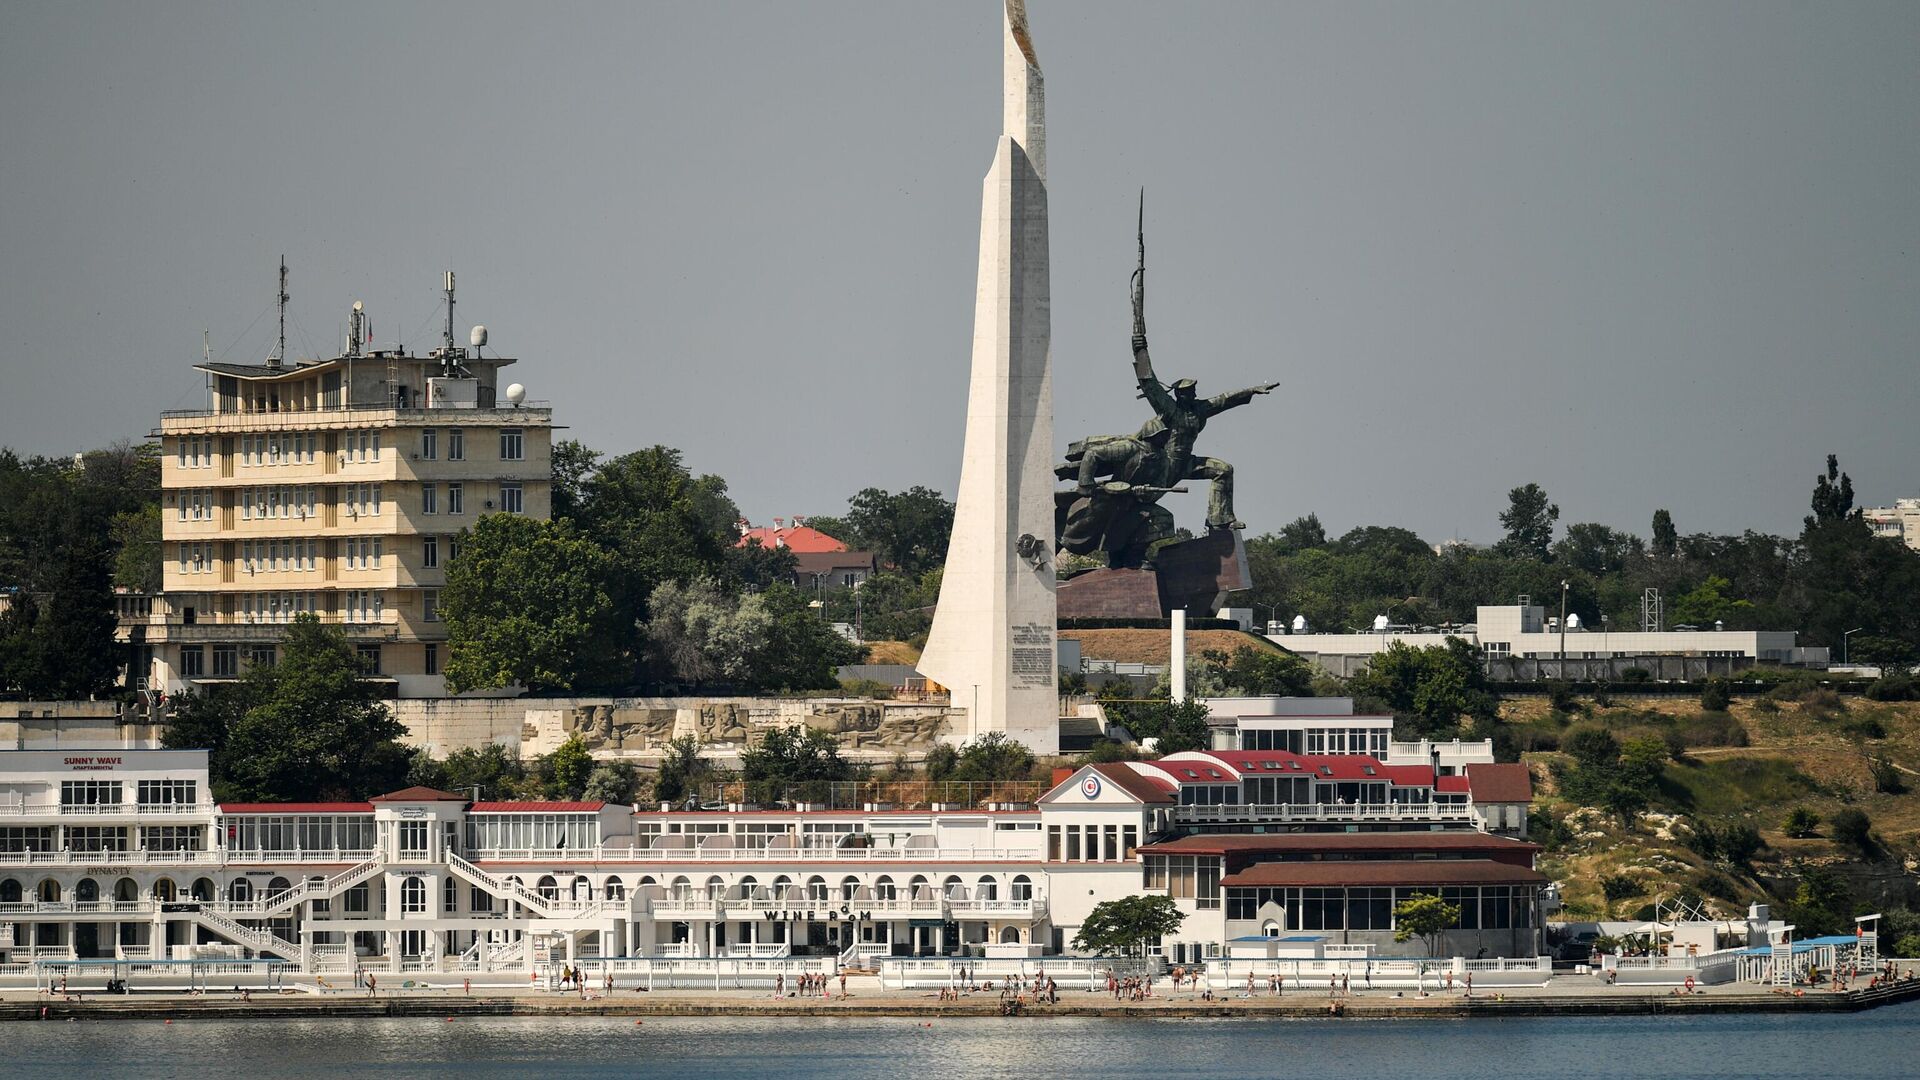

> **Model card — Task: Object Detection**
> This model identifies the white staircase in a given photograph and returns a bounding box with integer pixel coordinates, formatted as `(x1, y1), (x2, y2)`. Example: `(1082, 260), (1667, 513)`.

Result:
(189, 907), (301, 960)
(446, 852), (560, 918)
(215, 859), (384, 918)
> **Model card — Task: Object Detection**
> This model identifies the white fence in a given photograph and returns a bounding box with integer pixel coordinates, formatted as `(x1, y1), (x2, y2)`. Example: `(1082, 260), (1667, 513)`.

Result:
(1201, 955), (1552, 992)
(877, 957), (1152, 991)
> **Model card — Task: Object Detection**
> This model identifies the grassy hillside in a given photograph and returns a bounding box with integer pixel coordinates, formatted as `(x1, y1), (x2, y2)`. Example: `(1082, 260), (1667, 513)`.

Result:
(1510, 690), (1920, 934)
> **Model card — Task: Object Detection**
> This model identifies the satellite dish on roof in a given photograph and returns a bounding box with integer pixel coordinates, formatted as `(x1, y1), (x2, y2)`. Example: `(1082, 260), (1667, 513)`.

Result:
(504, 383), (526, 406)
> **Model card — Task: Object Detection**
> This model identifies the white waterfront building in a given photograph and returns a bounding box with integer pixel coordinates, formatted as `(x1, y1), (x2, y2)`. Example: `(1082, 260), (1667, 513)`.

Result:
(0, 719), (1540, 982)
(1271, 603), (1826, 676)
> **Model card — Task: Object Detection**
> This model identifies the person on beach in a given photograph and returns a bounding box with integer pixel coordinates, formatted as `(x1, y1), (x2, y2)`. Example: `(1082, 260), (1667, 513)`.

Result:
(464, 977), (471, 996)
(840, 972), (847, 998)
(366, 972), (377, 998)
(776, 973), (784, 998)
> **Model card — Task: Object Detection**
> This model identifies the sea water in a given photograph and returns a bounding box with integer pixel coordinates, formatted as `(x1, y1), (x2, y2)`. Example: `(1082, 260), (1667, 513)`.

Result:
(2, 1004), (1913, 1078)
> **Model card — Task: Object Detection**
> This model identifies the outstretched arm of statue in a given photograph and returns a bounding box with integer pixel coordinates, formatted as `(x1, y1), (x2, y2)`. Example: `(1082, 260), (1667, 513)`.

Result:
(1207, 382), (1281, 413)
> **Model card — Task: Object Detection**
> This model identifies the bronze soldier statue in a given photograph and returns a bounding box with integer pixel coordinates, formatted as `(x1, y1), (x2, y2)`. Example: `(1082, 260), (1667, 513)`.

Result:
(1056, 199), (1276, 565)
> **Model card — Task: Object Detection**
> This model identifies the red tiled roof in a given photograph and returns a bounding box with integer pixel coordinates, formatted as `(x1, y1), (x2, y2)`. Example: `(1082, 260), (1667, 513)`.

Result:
(369, 786), (467, 803)
(1220, 859), (1548, 888)
(1139, 832), (1537, 857)
(219, 802), (372, 814)
(1093, 762), (1177, 804)
(470, 801), (605, 813)
(1434, 774), (1471, 794)
(1467, 763), (1534, 803)
(1164, 751), (1441, 787)
(736, 525), (846, 553)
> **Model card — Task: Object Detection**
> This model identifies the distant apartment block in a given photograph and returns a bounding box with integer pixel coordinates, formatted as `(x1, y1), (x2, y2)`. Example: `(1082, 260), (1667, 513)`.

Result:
(1863, 498), (1920, 552)
(130, 303), (552, 697)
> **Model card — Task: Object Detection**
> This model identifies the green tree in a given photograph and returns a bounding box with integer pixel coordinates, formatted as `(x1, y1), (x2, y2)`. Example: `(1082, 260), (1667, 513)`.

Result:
(653, 735), (715, 807)
(110, 505), (162, 593)
(413, 744), (529, 800)
(1273, 513), (1328, 554)
(164, 614), (412, 802)
(580, 445), (736, 633)
(583, 761), (643, 804)
(547, 735), (595, 800)
(727, 538), (799, 590)
(442, 515), (628, 693)
(1219, 646), (1316, 697)
(1783, 866), (1850, 937)
(1553, 523), (1643, 576)
(1072, 895), (1187, 957)
(1782, 806), (1821, 838)
(1392, 892), (1461, 956)
(741, 724), (853, 802)
(548, 438), (602, 524)
(1828, 808), (1880, 859)
(645, 580), (861, 693)
(924, 743), (960, 782)
(839, 486), (956, 575)
(1651, 509), (1678, 557)
(1496, 483), (1559, 560)
(1347, 639), (1498, 740)
(953, 732), (1037, 782)
(1807, 453), (1855, 526)
(1700, 677), (1733, 711)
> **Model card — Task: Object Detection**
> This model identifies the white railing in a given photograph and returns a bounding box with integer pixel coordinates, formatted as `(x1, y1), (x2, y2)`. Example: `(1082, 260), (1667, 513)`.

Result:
(878, 957), (1120, 991)
(0, 801), (218, 817)
(224, 848), (376, 864)
(1171, 802), (1475, 824)
(0, 900), (157, 916)
(188, 907), (301, 959)
(947, 898), (1046, 918)
(468, 845), (1044, 864)
(722, 942), (792, 959)
(446, 852), (562, 918)
(0, 849), (219, 866)
(717, 896), (947, 919)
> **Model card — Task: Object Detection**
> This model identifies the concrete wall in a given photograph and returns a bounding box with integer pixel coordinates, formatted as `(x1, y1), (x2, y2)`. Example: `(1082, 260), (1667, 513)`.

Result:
(395, 695), (961, 761)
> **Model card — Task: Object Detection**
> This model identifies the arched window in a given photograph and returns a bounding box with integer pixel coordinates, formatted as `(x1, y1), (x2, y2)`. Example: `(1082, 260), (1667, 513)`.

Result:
(670, 875), (691, 898)
(806, 876), (828, 902)
(1262, 921), (1281, 938)
(772, 875), (793, 899)
(874, 876), (896, 902)
(401, 876), (427, 914)
(705, 875), (725, 899)
(1000, 926), (1022, 944)
(1010, 874), (1033, 901)
(536, 875), (559, 900)
(840, 876), (860, 902)
(604, 876), (626, 901)
(0, 879), (22, 904)
(190, 878), (215, 902)
(909, 874), (929, 895)
(153, 878), (179, 903)
(637, 875), (658, 888)
(975, 875), (997, 901)
(571, 875), (592, 900)
(228, 879), (252, 902)
(115, 877), (140, 902)
(76, 878), (99, 902)
(267, 876), (292, 900)
(943, 875), (964, 898)
(36, 879), (60, 902)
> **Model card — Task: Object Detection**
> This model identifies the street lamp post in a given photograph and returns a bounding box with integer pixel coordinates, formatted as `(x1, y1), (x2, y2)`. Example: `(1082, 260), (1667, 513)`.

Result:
(1842, 626), (1865, 666)
(1558, 580), (1570, 665)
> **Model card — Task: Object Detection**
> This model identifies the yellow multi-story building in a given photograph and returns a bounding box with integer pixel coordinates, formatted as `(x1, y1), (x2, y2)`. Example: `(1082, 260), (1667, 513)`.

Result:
(135, 317), (552, 698)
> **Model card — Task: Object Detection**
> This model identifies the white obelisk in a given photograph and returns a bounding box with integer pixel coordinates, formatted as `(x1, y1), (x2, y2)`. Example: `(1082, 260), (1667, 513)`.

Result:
(920, 1), (1058, 754)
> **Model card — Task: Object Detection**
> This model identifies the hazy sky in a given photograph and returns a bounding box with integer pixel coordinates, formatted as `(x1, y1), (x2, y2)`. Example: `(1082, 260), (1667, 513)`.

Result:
(3, 1), (1915, 544)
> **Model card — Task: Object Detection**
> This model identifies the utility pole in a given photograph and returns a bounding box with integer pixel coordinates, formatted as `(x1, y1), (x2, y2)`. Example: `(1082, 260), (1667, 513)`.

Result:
(1558, 580), (1569, 664)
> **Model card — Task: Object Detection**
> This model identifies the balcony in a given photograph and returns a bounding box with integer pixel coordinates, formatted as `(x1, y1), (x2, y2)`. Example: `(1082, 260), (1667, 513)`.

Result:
(1170, 801), (1477, 826)
(159, 403), (554, 432)
(0, 849), (219, 866)
(469, 844), (1043, 864)
(0, 800), (217, 818)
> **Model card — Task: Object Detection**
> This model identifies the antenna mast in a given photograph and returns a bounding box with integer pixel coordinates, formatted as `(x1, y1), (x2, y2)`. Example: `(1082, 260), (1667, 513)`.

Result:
(271, 256), (288, 369)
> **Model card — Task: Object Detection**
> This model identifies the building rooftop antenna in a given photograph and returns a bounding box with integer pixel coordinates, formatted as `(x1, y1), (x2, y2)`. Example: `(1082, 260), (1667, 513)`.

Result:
(439, 270), (468, 377)
(270, 256), (288, 369)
